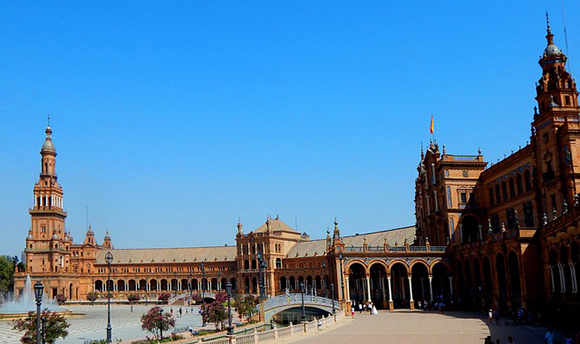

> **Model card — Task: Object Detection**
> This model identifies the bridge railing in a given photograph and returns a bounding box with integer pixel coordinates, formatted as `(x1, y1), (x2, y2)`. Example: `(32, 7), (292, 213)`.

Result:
(263, 293), (341, 311)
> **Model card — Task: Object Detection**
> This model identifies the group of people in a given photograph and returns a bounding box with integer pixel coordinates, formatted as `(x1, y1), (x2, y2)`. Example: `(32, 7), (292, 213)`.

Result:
(350, 301), (377, 318)
(484, 335), (516, 344)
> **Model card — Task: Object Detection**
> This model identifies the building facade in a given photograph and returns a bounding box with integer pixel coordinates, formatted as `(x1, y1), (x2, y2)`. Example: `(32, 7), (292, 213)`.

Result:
(415, 22), (580, 324)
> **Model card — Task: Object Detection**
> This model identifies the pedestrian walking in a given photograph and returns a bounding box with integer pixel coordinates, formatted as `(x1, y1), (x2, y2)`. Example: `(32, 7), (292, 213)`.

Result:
(545, 327), (555, 344)
(367, 303), (372, 314)
(507, 335), (515, 344)
(351, 306), (355, 319)
(130, 305), (133, 313)
(179, 307), (183, 317)
(494, 310), (501, 325)
(358, 303), (363, 314)
(488, 309), (493, 324)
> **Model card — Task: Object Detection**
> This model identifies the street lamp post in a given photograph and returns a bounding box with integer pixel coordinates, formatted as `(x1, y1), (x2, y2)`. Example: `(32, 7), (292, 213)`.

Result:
(257, 252), (265, 300)
(41, 316), (47, 344)
(105, 252), (114, 343)
(217, 272), (221, 292)
(173, 272), (177, 299)
(331, 284), (336, 315)
(188, 273), (193, 307)
(34, 281), (43, 344)
(338, 252), (345, 302)
(226, 282), (234, 335)
(159, 308), (164, 340)
(322, 261), (327, 297)
(300, 282), (306, 322)
(201, 261), (205, 299)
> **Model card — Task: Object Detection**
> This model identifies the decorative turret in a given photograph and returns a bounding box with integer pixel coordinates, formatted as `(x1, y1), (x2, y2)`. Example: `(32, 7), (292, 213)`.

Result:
(535, 13), (579, 115)
(84, 225), (96, 246)
(237, 218), (243, 235)
(102, 231), (113, 249)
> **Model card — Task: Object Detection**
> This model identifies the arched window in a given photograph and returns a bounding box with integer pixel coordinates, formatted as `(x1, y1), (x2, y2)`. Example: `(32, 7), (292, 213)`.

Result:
(244, 260), (249, 270)
(276, 258), (282, 269)
(251, 260), (257, 269)
(524, 170), (532, 191)
(508, 178), (515, 198)
(516, 174), (523, 194)
(488, 187), (495, 205)
(495, 184), (501, 203)
(502, 181), (508, 201)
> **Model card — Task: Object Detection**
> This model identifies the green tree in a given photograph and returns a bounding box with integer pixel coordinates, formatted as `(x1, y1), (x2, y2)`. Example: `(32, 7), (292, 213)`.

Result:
(12, 310), (70, 344)
(234, 294), (259, 321)
(140, 306), (176, 340)
(0, 255), (16, 293)
(201, 301), (227, 330)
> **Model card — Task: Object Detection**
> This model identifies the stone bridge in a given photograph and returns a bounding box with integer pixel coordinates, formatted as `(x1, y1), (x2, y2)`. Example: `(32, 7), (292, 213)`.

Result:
(262, 293), (341, 323)
(169, 291), (216, 305)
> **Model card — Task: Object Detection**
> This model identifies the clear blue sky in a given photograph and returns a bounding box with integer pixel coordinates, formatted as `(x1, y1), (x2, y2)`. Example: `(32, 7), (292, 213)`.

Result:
(1, 1), (579, 258)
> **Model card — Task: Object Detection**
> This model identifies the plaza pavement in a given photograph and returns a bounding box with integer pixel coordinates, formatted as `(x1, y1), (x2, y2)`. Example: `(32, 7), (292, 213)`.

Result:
(0, 304), (237, 343)
(288, 309), (553, 344)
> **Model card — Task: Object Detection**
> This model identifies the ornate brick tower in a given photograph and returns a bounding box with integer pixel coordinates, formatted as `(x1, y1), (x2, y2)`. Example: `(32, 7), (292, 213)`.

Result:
(532, 14), (580, 211)
(25, 122), (71, 276)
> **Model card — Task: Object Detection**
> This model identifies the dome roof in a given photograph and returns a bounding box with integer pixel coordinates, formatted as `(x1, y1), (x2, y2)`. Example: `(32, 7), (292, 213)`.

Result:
(41, 126), (56, 154)
(544, 44), (562, 57)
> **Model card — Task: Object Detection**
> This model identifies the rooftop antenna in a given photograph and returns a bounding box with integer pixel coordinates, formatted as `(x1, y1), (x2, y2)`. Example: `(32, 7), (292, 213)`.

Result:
(561, 1), (571, 72)
(295, 213), (298, 231)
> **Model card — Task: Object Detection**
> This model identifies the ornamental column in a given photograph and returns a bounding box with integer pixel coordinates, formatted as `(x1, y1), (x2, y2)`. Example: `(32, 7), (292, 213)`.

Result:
(387, 275), (394, 311)
(345, 277), (351, 301)
(448, 276), (454, 298)
(428, 275), (434, 302)
(366, 275), (371, 302)
(408, 276), (415, 310)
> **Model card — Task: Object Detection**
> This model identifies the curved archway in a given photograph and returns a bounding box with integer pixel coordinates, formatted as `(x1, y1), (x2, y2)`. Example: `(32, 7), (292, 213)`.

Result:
(482, 257), (492, 308)
(516, 173), (523, 195)
(550, 248), (561, 293)
(432, 262), (451, 301)
(561, 246), (572, 293)
(348, 262), (367, 305)
(411, 261), (429, 308)
(496, 253), (508, 310)
(244, 276), (250, 294)
(117, 280), (126, 292)
(95, 280), (103, 292)
(252, 276), (258, 294)
(160, 279), (168, 291)
(508, 251), (522, 307)
(128, 279), (136, 291)
(473, 258), (482, 309)
(139, 279), (147, 291)
(390, 262), (410, 309)
(370, 263), (388, 309)
(289, 276), (296, 291)
(150, 279), (158, 291)
(461, 216), (480, 243)
(280, 276), (287, 291)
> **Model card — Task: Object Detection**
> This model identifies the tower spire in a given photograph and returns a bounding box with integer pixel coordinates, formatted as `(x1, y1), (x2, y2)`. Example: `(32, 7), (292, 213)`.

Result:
(546, 11), (554, 45)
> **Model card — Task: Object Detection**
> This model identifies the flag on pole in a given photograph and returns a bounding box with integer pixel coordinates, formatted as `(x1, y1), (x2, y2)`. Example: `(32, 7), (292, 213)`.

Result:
(430, 115), (434, 134)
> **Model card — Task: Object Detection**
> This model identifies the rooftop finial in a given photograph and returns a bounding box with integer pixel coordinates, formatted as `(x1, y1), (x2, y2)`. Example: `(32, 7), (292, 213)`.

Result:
(47, 114), (50, 127)
(545, 11), (554, 45)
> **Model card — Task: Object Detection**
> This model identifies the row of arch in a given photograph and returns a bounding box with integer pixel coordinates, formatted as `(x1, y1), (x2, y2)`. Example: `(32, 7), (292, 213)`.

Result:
(456, 251), (522, 311)
(345, 259), (452, 310)
(94, 277), (237, 292)
(488, 169), (532, 206)
(548, 241), (580, 294)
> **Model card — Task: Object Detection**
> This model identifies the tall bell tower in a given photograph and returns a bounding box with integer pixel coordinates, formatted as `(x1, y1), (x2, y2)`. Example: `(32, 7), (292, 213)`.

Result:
(25, 120), (71, 274)
(532, 13), (580, 212)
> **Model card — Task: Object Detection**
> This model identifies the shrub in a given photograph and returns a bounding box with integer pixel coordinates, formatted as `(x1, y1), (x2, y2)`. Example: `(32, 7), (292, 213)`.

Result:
(55, 294), (67, 305)
(86, 291), (99, 304)
(128, 293), (141, 304)
(157, 293), (171, 304)
(13, 310), (70, 343)
(215, 292), (228, 303)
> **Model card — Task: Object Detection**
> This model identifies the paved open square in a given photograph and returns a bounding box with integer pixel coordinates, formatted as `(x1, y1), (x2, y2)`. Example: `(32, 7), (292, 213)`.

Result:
(289, 310), (552, 344)
(0, 304), (218, 343)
